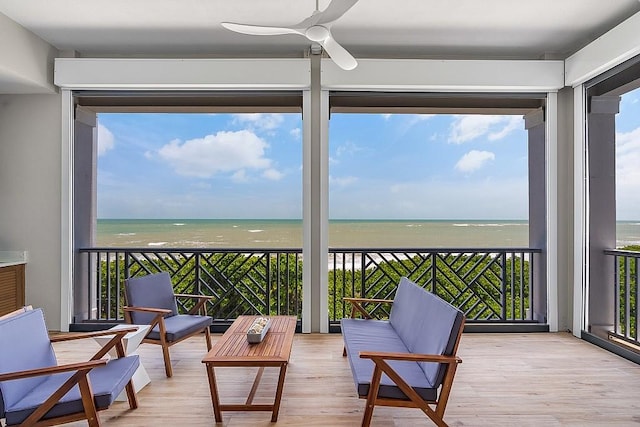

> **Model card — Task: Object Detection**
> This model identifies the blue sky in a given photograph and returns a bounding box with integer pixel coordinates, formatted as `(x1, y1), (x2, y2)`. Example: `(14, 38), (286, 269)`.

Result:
(96, 90), (639, 220)
(616, 87), (640, 220)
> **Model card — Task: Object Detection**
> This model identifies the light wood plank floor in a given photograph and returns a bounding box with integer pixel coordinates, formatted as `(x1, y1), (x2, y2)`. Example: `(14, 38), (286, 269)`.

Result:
(49, 332), (640, 426)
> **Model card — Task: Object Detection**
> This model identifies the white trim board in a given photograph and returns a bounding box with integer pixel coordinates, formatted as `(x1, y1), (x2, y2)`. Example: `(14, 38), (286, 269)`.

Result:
(54, 58), (311, 90)
(565, 12), (640, 87)
(321, 59), (565, 92)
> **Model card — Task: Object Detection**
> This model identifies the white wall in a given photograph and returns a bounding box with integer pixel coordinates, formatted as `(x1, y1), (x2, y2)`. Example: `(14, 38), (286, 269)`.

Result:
(0, 94), (63, 329)
(0, 12), (57, 94)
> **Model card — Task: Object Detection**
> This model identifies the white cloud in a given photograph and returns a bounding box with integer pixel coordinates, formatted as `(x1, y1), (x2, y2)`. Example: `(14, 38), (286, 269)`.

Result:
(331, 176), (528, 220)
(408, 114), (435, 125)
(233, 113), (284, 131)
(157, 130), (271, 178)
(290, 127), (301, 139)
(330, 175), (358, 187)
(381, 114), (391, 120)
(616, 127), (640, 219)
(455, 150), (495, 173)
(335, 141), (362, 158)
(97, 123), (115, 156)
(488, 116), (523, 140)
(449, 115), (522, 144)
(263, 168), (284, 180)
(231, 169), (248, 182)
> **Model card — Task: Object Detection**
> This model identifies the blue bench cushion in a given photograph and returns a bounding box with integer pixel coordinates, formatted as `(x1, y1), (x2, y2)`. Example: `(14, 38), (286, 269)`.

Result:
(148, 314), (212, 342)
(341, 318), (438, 402)
(341, 277), (464, 402)
(4, 356), (140, 425)
(389, 277), (464, 387)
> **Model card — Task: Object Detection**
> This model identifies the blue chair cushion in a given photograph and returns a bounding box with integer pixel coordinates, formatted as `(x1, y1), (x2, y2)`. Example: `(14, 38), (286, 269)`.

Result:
(125, 272), (179, 324)
(341, 318), (438, 401)
(389, 277), (464, 386)
(148, 314), (212, 342)
(4, 355), (139, 425)
(0, 309), (57, 416)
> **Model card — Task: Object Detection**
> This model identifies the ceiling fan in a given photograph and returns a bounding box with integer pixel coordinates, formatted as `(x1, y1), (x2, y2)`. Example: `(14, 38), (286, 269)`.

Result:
(221, 0), (359, 71)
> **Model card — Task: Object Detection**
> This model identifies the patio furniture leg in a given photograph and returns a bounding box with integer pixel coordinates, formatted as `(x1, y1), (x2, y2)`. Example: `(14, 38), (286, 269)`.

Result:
(361, 365), (383, 427)
(206, 364), (222, 422)
(246, 367), (265, 405)
(271, 362), (289, 422)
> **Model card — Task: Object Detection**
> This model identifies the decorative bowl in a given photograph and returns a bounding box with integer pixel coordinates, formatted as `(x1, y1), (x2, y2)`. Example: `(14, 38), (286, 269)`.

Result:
(247, 317), (271, 343)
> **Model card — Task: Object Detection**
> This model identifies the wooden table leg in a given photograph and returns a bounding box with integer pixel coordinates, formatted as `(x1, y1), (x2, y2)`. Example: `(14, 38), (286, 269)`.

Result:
(246, 366), (265, 405)
(271, 362), (288, 422)
(206, 364), (223, 422)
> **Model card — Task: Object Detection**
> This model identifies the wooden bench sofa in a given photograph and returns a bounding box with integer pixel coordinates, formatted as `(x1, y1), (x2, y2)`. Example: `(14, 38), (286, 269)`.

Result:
(341, 277), (465, 427)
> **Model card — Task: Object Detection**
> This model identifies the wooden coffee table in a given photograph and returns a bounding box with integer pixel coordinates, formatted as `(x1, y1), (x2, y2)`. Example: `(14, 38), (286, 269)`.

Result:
(202, 315), (297, 422)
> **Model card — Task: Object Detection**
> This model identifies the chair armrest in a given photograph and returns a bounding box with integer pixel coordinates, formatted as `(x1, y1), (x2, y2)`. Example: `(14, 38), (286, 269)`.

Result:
(343, 297), (394, 304)
(174, 294), (213, 315)
(0, 359), (107, 382)
(123, 306), (173, 315)
(51, 327), (139, 360)
(174, 293), (214, 300)
(343, 297), (394, 319)
(359, 350), (462, 364)
(50, 327), (138, 343)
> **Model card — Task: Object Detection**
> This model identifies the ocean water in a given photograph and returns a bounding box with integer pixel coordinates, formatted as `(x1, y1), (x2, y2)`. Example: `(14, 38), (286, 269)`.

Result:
(94, 219), (640, 249)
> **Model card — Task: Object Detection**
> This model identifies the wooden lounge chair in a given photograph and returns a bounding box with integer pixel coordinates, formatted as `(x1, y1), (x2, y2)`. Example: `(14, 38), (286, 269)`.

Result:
(123, 272), (213, 378)
(0, 307), (139, 427)
(342, 277), (465, 427)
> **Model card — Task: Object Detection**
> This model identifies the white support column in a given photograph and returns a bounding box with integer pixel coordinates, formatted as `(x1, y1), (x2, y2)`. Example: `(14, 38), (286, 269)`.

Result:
(302, 90), (312, 333)
(73, 106), (98, 323)
(525, 109), (547, 324)
(572, 85), (587, 338)
(302, 54), (329, 333)
(586, 95), (620, 339)
(60, 89), (74, 332)
(546, 92), (559, 332)
(320, 90), (329, 333)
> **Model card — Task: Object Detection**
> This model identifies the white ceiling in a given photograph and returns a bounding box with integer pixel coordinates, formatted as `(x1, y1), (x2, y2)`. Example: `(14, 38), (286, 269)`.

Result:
(1, 0), (639, 60)
(0, 0), (639, 94)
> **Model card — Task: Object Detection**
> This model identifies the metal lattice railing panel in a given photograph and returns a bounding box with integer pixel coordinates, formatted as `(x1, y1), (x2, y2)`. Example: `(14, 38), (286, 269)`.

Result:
(80, 247), (539, 326)
(606, 249), (640, 347)
(329, 248), (537, 323)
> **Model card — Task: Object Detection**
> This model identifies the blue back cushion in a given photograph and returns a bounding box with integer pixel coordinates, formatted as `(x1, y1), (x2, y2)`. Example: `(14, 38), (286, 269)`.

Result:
(0, 309), (57, 413)
(125, 272), (178, 324)
(389, 277), (464, 386)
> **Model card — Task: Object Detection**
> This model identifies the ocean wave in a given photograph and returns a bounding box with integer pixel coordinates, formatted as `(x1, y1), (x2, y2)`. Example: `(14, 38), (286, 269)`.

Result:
(148, 242), (168, 247)
(248, 229), (264, 233)
(117, 232), (136, 236)
(173, 223), (185, 226)
(453, 223), (523, 227)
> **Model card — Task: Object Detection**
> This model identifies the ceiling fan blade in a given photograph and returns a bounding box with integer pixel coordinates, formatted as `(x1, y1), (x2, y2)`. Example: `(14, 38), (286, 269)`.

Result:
(221, 22), (302, 36)
(321, 34), (358, 70)
(315, 0), (359, 25)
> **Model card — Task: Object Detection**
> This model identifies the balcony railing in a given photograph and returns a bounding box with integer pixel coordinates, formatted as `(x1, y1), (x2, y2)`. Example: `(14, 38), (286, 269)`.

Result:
(78, 247), (542, 328)
(606, 249), (640, 348)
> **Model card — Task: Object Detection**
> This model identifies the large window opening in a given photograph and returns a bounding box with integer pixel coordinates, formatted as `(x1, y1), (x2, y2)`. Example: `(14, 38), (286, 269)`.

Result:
(585, 57), (640, 348)
(326, 92), (548, 329)
(96, 111), (303, 248)
(615, 86), (640, 250)
(328, 112), (529, 248)
(72, 91), (304, 327)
